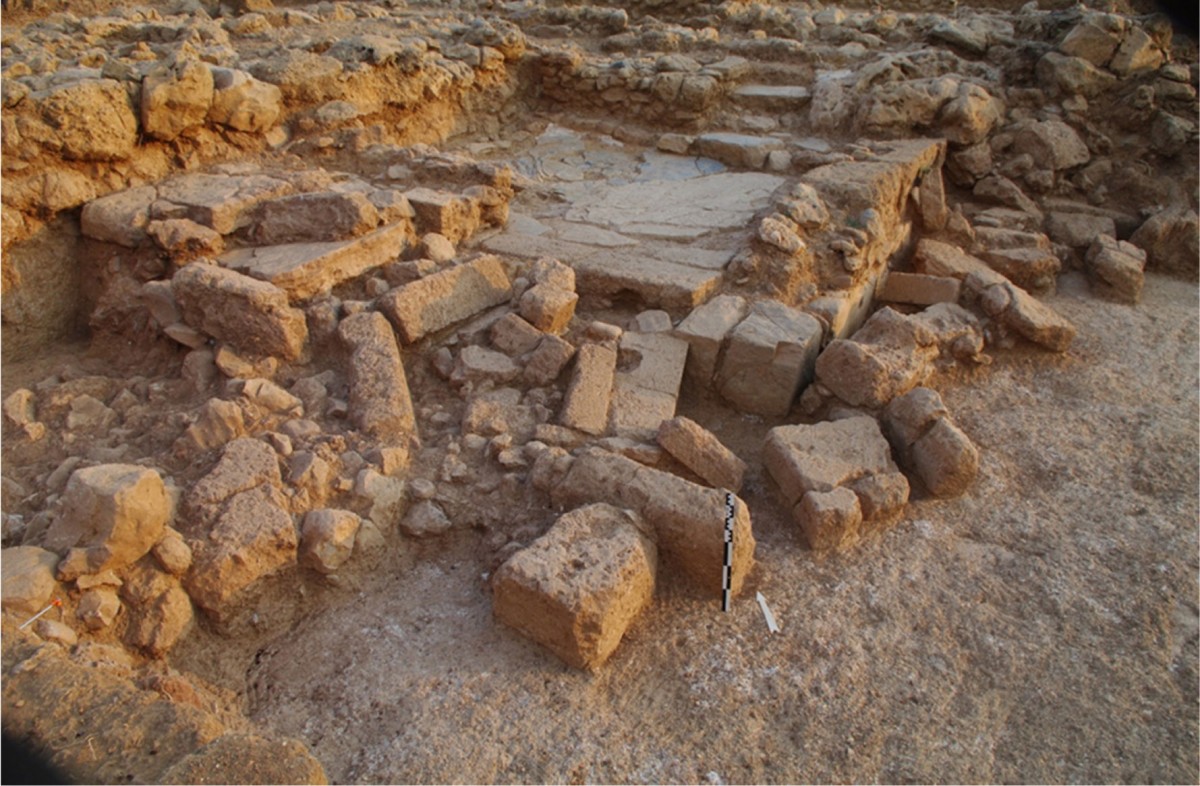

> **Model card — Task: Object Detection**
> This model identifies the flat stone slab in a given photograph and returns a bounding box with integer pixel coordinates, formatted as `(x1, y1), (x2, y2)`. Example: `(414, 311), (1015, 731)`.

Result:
(694, 134), (786, 170)
(801, 138), (944, 219)
(379, 254), (512, 344)
(608, 331), (688, 438)
(574, 251), (723, 311)
(220, 222), (412, 302)
(732, 84), (812, 108)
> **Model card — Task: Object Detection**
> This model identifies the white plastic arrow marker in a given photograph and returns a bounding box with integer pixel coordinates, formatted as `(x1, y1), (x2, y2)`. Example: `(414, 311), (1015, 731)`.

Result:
(755, 592), (780, 634)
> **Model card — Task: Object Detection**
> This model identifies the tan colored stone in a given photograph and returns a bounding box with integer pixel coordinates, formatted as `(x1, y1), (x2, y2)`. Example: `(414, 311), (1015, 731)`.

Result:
(379, 255), (512, 344)
(1, 546), (60, 616)
(338, 312), (417, 442)
(656, 416), (747, 492)
(519, 283), (578, 334)
(560, 343), (617, 435)
(300, 509), (362, 574)
(796, 487), (862, 551)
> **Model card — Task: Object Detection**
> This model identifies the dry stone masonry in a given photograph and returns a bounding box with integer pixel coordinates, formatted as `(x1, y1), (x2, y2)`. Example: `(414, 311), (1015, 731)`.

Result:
(0, 0), (1196, 780)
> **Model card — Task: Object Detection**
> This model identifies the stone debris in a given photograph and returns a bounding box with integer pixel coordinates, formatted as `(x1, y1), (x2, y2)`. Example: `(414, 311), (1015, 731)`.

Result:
(656, 416), (747, 493)
(969, 276), (1077, 352)
(120, 563), (194, 657)
(883, 387), (979, 498)
(1, 546), (61, 616)
(493, 503), (656, 671)
(878, 272), (962, 307)
(380, 255), (512, 343)
(764, 417), (909, 550)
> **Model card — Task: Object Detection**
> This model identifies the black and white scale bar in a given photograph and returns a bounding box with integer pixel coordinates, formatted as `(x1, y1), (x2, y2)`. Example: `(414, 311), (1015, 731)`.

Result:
(722, 491), (735, 613)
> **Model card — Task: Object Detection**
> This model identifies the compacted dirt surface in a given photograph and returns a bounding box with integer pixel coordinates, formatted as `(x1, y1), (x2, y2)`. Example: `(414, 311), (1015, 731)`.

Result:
(1, 0), (1197, 783)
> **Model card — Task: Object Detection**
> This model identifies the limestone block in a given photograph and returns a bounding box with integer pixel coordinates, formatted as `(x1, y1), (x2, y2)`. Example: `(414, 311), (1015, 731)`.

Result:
(519, 283), (578, 334)
(878, 272), (961, 306)
(975, 279), (1076, 352)
(1130, 209), (1199, 279)
(141, 60), (215, 142)
(1085, 235), (1146, 304)
(78, 587), (122, 630)
(608, 331), (688, 438)
(914, 239), (1006, 286)
(299, 509), (361, 574)
(696, 132), (783, 169)
(173, 263), (308, 361)
(400, 500), (452, 538)
(184, 398), (246, 452)
(814, 308), (940, 409)
(338, 311), (417, 442)
(1058, 16), (1124, 66)
(490, 313), (543, 356)
(716, 301), (822, 417)
(404, 188), (482, 244)
(493, 503), (656, 671)
(1045, 212), (1116, 249)
(656, 416), (747, 492)
(379, 255), (512, 343)
(977, 247), (1061, 293)
(451, 345), (522, 388)
(148, 219), (225, 258)
(353, 469), (407, 531)
(796, 487), (862, 552)
(524, 334), (576, 387)
(152, 529), (193, 576)
(1, 546), (60, 616)
(43, 465), (169, 573)
(208, 67), (282, 133)
(529, 257), (576, 291)
(673, 294), (747, 385)
(252, 192), (380, 245)
(883, 387), (978, 498)
(1109, 27), (1162, 76)
(38, 78), (138, 162)
(185, 438), (282, 527)
(80, 186), (157, 247)
(560, 343), (617, 435)
(120, 563), (193, 657)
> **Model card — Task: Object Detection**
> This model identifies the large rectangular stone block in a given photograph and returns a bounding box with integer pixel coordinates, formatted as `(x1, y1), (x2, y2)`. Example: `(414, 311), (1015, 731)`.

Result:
(338, 311), (418, 444)
(673, 294), (747, 384)
(716, 301), (822, 417)
(560, 343), (617, 435)
(378, 255), (512, 344)
(608, 332), (687, 438)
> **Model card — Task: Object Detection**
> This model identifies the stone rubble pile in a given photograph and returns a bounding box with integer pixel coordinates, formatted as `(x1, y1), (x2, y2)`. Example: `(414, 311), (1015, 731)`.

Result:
(1, 0), (1197, 775)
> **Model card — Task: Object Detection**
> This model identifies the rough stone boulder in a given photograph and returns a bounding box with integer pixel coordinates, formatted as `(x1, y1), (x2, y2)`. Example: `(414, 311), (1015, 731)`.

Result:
(674, 295), (748, 385)
(80, 186), (158, 248)
(764, 417), (909, 551)
(141, 60), (215, 142)
(37, 78), (138, 162)
(969, 276), (1077, 352)
(181, 439), (297, 613)
(120, 563), (194, 658)
(543, 448), (755, 597)
(716, 301), (822, 417)
(1130, 209), (1199, 279)
(42, 465), (170, 574)
(559, 342), (617, 436)
(208, 67), (283, 133)
(1012, 119), (1090, 172)
(338, 311), (418, 443)
(1085, 235), (1146, 304)
(493, 503), (656, 671)
(173, 262), (308, 361)
(299, 509), (362, 574)
(656, 416), (747, 493)
(814, 308), (940, 409)
(1, 547), (61, 616)
(883, 387), (979, 498)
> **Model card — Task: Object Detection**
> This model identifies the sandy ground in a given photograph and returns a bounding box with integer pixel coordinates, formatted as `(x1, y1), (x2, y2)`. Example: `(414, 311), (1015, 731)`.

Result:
(217, 271), (1199, 784)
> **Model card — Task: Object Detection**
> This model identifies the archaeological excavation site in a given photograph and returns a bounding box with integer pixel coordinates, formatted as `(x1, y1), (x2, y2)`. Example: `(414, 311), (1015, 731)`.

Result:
(1, 0), (1197, 781)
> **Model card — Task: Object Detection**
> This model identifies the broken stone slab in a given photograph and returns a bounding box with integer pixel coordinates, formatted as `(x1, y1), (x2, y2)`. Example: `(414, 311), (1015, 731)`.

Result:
(490, 313), (543, 356)
(716, 301), (822, 417)
(973, 277), (1077, 352)
(914, 238), (1007, 287)
(404, 187), (483, 244)
(976, 246), (1061, 294)
(338, 311), (418, 443)
(378, 254), (512, 343)
(560, 343), (617, 436)
(763, 416), (909, 550)
(80, 186), (157, 247)
(731, 84), (812, 111)
(1085, 235), (1146, 304)
(184, 398), (246, 453)
(609, 331), (688, 438)
(545, 448), (755, 597)
(814, 308), (940, 409)
(220, 222), (413, 303)
(42, 465), (170, 574)
(251, 191), (381, 246)
(299, 509), (361, 574)
(673, 294), (748, 385)
(451, 345), (522, 388)
(492, 503), (656, 671)
(656, 416), (747, 493)
(524, 334), (576, 387)
(153, 173), (293, 237)
(184, 437), (282, 529)
(173, 262), (308, 361)
(695, 132), (785, 170)
(571, 250), (723, 312)
(883, 387), (979, 498)
(801, 138), (944, 224)
(877, 271), (962, 307)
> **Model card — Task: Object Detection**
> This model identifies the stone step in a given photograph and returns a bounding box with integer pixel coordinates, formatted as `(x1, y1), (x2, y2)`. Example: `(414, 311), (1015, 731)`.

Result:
(732, 84), (812, 111)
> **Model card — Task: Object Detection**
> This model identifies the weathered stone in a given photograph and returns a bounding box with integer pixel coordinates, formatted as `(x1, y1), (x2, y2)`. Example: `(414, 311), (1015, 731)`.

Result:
(524, 334), (576, 387)
(975, 279), (1076, 352)
(550, 449), (755, 597)
(452, 345), (522, 387)
(560, 343), (617, 435)
(420, 232), (456, 263)
(717, 302), (823, 417)
(1045, 211), (1116, 249)
(66, 395), (116, 433)
(878, 272), (961, 306)
(491, 313), (543, 356)
(186, 438), (282, 523)
(241, 378), (303, 417)
(1, 546), (60, 616)
(353, 469), (406, 531)
(141, 60), (215, 142)
(42, 465), (169, 574)
(630, 310), (672, 333)
(918, 166), (949, 232)
(38, 79), (138, 161)
(1059, 15), (1124, 67)
(696, 132), (783, 169)
(656, 416), (746, 492)
(815, 309), (940, 409)
(208, 67), (282, 133)
(152, 529), (193, 576)
(34, 619), (78, 647)
(379, 255), (512, 343)
(1085, 235), (1146, 304)
(1109, 27), (1162, 77)
(173, 263), (308, 361)
(338, 312), (417, 442)
(608, 331), (688, 438)
(147, 219), (225, 258)
(883, 387), (978, 498)
(673, 295), (748, 385)
(78, 587), (121, 630)
(493, 503), (656, 671)
(1013, 120), (1090, 172)
(253, 192), (380, 245)
(221, 222), (413, 302)
(977, 247), (1061, 293)
(3, 388), (36, 428)
(1037, 52), (1116, 98)
(519, 283), (578, 334)
(399, 500), (452, 538)
(796, 487), (862, 552)
(120, 564), (193, 657)
(1130, 209), (1199, 279)
(300, 509), (361, 574)
(914, 239), (1006, 285)
(185, 398), (246, 452)
(404, 188), (482, 244)
(80, 186), (157, 247)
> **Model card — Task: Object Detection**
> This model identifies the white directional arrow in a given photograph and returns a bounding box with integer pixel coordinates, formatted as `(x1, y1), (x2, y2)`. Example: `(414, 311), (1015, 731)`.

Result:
(755, 591), (780, 634)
